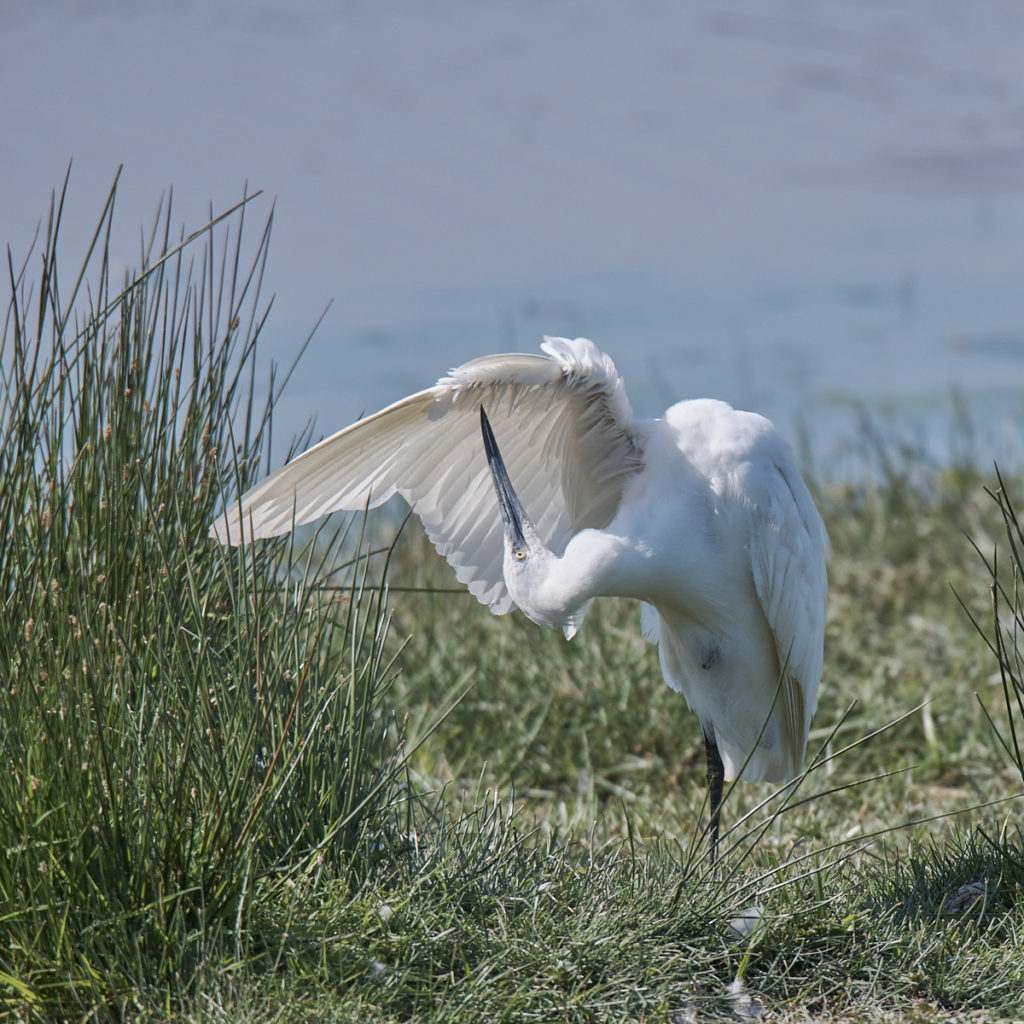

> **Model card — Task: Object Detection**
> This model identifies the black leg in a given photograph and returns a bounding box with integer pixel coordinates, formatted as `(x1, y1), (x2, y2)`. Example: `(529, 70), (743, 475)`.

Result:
(703, 729), (724, 865)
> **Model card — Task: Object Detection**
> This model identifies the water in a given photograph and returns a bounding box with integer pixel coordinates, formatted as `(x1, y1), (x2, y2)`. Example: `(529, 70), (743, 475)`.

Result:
(2, 0), (1023, 474)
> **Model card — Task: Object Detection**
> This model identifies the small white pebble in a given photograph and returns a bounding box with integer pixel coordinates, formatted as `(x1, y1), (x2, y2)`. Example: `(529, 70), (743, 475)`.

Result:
(728, 903), (766, 939)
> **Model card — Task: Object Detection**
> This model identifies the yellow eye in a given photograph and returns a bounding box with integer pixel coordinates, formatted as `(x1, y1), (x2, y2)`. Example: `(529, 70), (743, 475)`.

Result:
(512, 547), (527, 561)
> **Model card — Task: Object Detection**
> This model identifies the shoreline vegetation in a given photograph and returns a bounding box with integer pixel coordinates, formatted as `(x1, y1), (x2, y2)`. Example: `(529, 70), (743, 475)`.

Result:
(2, 182), (1022, 1022)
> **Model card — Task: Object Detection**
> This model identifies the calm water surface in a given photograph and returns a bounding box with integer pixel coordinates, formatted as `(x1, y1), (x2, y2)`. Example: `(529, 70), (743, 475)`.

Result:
(2, 0), (1023, 474)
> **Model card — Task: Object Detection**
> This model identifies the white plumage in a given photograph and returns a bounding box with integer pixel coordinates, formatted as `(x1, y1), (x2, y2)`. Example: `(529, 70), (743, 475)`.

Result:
(213, 337), (828, 853)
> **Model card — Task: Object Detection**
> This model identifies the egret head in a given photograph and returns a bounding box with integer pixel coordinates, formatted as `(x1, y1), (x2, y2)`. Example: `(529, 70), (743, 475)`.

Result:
(480, 407), (589, 638)
(480, 407), (530, 559)
(480, 406), (536, 569)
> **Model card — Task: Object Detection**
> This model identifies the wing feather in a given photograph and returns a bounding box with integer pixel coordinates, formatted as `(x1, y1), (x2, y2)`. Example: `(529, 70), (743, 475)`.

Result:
(742, 451), (830, 750)
(211, 337), (644, 614)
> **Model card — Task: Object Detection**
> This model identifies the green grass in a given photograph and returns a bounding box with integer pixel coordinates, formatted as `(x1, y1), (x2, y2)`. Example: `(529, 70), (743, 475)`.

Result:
(2, 178), (1023, 1022)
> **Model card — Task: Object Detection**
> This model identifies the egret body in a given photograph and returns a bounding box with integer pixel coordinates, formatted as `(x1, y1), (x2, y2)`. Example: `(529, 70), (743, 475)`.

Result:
(213, 337), (829, 859)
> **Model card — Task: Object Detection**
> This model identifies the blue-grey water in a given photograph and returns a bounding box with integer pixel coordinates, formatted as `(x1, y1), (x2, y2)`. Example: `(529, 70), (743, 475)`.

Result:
(3, 0), (1023, 475)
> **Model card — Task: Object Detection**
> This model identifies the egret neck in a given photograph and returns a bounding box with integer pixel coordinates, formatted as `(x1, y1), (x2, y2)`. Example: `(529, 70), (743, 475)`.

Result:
(481, 406), (638, 639)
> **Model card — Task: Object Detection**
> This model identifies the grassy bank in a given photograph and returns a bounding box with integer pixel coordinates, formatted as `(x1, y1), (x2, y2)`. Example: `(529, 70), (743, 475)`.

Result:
(2, 183), (1022, 1022)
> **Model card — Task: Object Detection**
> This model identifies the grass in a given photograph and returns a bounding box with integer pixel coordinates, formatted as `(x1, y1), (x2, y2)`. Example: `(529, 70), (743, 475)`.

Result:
(2, 178), (1023, 1022)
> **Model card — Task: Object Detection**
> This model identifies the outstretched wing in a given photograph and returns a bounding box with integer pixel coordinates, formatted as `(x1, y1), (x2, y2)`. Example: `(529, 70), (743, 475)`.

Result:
(211, 337), (644, 613)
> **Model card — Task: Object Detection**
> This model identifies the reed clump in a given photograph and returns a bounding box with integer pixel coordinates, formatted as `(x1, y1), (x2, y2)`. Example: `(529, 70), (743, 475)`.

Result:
(1, 176), (406, 1018)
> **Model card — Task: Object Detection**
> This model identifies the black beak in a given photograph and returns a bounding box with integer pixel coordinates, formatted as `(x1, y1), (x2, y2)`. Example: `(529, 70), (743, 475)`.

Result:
(481, 407), (528, 549)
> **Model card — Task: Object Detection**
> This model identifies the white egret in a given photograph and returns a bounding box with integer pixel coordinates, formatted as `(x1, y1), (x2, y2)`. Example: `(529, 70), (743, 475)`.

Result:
(212, 337), (829, 860)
